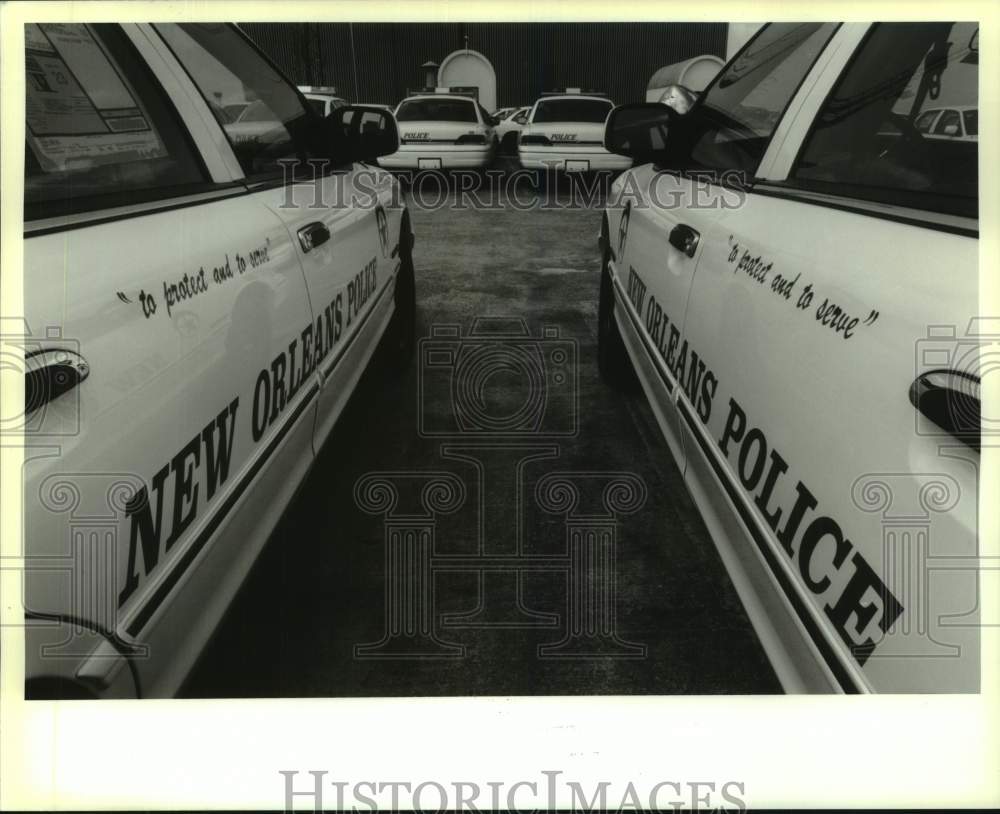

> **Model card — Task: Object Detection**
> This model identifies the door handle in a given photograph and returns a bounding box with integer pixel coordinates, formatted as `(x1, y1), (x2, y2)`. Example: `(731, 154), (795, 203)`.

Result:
(297, 221), (331, 253)
(669, 223), (700, 258)
(909, 369), (980, 451)
(24, 348), (89, 413)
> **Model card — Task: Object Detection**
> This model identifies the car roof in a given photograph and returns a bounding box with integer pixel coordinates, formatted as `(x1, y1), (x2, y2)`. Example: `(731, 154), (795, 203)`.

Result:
(400, 94), (476, 103)
(534, 94), (611, 103)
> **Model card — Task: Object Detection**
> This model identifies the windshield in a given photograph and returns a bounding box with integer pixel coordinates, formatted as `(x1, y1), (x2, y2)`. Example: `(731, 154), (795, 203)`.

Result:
(396, 98), (477, 122)
(532, 98), (612, 123)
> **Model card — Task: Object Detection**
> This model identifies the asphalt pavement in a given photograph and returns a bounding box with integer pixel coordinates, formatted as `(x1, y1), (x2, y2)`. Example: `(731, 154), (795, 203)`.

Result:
(181, 166), (781, 696)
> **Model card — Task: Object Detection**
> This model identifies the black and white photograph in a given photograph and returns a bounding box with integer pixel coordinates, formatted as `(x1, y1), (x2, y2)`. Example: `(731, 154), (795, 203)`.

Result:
(1, 1), (997, 810)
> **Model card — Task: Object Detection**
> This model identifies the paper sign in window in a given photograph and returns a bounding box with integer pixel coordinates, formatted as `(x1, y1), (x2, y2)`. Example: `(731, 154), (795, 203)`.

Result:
(25, 24), (167, 171)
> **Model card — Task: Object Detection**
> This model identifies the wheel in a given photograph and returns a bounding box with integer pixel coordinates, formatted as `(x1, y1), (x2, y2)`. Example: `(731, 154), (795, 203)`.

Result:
(597, 241), (638, 390)
(384, 218), (416, 373)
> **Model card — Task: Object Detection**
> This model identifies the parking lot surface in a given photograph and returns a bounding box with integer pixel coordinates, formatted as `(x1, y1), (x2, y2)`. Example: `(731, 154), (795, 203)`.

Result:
(181, 169), (780, 696)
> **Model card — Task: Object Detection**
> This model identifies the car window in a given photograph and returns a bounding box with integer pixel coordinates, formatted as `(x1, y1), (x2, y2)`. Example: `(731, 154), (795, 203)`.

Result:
(238, 99), (277, 122)
(24, 23), (208, 220)
(687, 23), (838, 177)
(914, 109), (939, 133)
(395, 98), (477, 122)
(790, 22), (978, 218)
(962, 108), (978, 137)
(155, 23), (323, 179)
(932, 108), (961, 136)
(532, 98), (612, 123)
(513, 109), (529, 124)
(305, 97), (327, 117)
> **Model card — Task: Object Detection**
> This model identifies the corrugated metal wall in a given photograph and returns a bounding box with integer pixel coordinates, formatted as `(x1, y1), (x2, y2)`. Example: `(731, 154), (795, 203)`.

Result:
(240, 22), (727, 108)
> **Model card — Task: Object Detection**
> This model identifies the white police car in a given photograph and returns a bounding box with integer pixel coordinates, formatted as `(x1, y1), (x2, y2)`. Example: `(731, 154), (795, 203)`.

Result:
(380, 92), (497, 171)
(298, 86), (349, 118)
(598, 22), (980, 693)
(914, 105), (978, 142)
(496, 105), (530, 154)
(21, 22), (414, 698)
(518, 90), (632, 174)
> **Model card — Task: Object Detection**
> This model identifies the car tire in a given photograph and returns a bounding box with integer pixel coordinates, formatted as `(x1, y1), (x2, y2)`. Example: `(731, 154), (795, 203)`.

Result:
(384, 219), (416, 373)
(597, 243), (638, 391)
(500, 132), (518, 155)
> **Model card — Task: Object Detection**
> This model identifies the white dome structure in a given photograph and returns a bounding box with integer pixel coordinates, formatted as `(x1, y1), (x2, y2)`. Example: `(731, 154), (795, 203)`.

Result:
(646, 54), (725, 102)
(438, 48), (497, 112)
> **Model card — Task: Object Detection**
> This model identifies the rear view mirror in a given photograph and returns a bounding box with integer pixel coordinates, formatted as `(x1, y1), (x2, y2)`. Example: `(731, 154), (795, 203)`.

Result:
(604, 103), (677, 163)
(336, 105), (399, 162)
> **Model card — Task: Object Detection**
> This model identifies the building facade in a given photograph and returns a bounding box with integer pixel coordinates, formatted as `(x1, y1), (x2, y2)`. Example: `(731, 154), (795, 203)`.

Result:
(240, 22), (728, 108)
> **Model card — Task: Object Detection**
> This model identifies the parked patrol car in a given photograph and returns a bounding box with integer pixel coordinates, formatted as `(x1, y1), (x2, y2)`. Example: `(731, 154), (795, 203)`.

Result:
(298, 86), (349, 117)
(380, 92), (497, 171)
(598, 22), (980, 693)
(914, 105), (978, 142)
(518, 90), (632, 174)
(496, 105), (530, 154)
(22, 22), (414, 698)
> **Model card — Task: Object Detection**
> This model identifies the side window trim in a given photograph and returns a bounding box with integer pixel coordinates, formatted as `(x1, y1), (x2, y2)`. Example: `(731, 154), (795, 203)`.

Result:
(128, 24), (244, 182)
(754, 23), (869, 181)
(152, 23), (344, 181)
(751, 181), (978, 238)
(25, 184), (248, 239)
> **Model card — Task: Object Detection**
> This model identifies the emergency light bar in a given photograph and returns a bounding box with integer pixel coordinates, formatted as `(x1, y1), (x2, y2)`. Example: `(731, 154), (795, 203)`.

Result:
(540, 88), (609, 97)
(406, 86), (480, 99)
(299, 85), (339, 95)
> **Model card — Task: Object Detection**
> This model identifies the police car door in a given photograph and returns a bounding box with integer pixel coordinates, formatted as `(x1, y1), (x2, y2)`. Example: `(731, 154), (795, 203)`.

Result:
(21, 23), (316, 697)
(153, 24), (401, 450)
(608, 139), (729, 462)
(682, 23), (980, 692)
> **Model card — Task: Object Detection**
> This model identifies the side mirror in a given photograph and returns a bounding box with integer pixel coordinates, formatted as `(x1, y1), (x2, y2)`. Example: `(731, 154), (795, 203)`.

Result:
(604, 102), (678, 163)
(943, 123), (959, 136)
(335, 105), (399, 162)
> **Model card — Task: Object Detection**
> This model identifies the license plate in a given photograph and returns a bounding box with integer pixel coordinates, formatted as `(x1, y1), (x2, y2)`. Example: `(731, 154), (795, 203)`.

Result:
(564, 159), (590, 172)
(418, 158), (442, 169)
